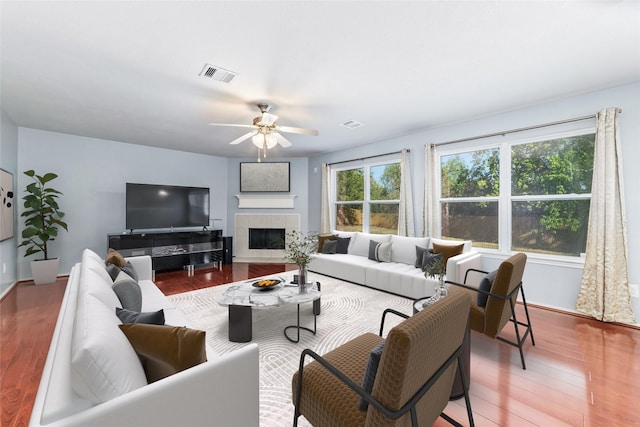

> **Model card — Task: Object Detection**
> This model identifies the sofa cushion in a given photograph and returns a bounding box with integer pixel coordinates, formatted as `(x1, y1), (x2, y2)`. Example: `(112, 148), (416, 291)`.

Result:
(112, 271), (142, 312)
(321, 239), (338, 254)
(368, 240), (380, 261)
(105, 248), (126, 268)
(80, 253), (122, 309)
(430, 237), (472, 253)
(390, 235), (430, 265)
(350, 232), (392, 257)
(119, 324), (207, 383)
(477, 270), (497, 307)
(71, 293), (148, 404)
(116, 307), (165, 325)
(432, 242), (465, 269)
(335, 236), (351, 254)
(358, 339), (385, 410)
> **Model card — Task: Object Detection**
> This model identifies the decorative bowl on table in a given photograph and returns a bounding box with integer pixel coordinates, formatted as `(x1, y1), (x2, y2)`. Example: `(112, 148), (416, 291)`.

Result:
(252, 279), (282, 291)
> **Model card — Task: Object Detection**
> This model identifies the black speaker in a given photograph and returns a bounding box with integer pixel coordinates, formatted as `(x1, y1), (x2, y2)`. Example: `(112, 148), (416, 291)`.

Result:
(222, 236), (233, 264)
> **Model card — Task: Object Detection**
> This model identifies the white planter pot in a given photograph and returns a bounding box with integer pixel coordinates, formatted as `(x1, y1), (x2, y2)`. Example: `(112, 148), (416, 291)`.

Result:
(31, 258), (59, 285)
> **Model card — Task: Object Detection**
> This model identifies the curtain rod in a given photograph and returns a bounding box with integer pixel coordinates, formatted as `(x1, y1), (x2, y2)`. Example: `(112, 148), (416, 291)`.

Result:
(327, 149), (409, 167)
(432, 109), (622, 147)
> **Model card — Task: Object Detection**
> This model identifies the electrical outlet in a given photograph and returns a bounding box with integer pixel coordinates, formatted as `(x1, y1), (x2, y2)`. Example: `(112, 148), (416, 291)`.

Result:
(630, 284), (640, 298)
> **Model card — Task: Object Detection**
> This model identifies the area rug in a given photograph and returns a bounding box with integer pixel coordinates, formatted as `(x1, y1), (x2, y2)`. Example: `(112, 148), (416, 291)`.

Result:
(168, 272), (414, 426)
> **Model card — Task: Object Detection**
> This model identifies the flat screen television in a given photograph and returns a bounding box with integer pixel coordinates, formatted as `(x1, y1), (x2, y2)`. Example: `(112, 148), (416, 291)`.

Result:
(126, 183), (210, 230)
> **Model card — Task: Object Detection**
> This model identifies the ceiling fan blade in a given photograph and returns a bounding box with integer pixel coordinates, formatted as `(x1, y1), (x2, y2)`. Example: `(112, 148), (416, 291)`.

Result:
(259, 112), (278, 126)
(209, 123), (257, 129)
(276, 125), (319, 136)
(274, 132), (292, 147)
(229, 131), (258, 145)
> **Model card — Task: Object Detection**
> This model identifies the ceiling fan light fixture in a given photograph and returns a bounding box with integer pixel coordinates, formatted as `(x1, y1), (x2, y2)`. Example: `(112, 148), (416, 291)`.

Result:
(251, 133), (277, 149)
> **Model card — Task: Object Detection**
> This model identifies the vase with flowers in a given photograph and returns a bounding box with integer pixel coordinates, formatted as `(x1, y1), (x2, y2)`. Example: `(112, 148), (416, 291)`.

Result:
(284, 230), (318, 294)
(423, 253), (447, 298)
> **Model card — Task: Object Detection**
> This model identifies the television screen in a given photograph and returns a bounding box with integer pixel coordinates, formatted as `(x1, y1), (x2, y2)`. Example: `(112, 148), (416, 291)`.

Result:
(126, 183), (210, 230)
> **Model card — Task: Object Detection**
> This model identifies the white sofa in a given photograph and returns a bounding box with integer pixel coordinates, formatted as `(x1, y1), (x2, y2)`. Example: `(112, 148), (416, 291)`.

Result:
(309, 232), (482, 299)
(29, 249), (259, 427)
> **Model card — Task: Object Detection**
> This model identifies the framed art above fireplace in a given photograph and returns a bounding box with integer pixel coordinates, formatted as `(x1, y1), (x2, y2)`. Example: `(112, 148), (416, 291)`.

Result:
(240, 162), (290, 192)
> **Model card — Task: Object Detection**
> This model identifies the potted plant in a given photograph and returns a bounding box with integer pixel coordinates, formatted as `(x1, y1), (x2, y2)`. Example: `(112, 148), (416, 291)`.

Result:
(18, 170), (68, 285)
(284, 230), (318, 293)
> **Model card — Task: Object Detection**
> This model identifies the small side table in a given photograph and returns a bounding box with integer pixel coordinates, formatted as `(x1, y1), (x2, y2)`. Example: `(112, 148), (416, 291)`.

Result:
(281, 282), (321, 343)
(414, 296), (471, 400)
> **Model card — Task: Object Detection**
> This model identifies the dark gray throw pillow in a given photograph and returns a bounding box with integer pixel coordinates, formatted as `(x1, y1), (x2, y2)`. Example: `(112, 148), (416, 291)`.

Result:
(368, 240), (381, 261)
(415, 246), (430, 268)
(421, 250), (443, 271)
(358, 340), (385, 410)
(477, 269), (498, 307)
(336, 236), (351, 254)
(321, 239), (338, 254)
(112, 271), (142, 312)
(116, 307), (165, 325)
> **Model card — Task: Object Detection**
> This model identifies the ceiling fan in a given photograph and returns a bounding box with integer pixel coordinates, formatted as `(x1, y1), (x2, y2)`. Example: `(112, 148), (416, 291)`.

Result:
(209, 103), (318, 159)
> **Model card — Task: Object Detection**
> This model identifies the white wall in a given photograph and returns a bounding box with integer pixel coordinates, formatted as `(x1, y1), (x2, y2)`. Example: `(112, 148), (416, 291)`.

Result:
(309, 82), (640, 323)
(17, 129), (229, 279)
(0, 109), (19, 296)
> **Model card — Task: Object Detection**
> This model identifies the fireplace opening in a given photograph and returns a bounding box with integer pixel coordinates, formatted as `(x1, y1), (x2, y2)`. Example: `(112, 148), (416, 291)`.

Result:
(249, 228), (285, 250)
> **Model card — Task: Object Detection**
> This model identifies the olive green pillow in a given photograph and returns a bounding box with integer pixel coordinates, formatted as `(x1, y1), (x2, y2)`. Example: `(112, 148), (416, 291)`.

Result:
(119, 324), (207, 383)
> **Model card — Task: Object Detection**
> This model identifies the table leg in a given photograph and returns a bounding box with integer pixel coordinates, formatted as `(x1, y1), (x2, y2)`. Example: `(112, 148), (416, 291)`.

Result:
(229, 305), (252, 342)
(284, 303), (317, 343)
(313, 282), (321, 315)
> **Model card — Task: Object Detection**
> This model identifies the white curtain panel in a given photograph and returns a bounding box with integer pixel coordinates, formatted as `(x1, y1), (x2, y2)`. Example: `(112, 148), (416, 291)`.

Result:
(398, 148), (415, 237)
(423, 144), (438, 237)
(320, 163), (331, 234)
(576, 107), (635, 324)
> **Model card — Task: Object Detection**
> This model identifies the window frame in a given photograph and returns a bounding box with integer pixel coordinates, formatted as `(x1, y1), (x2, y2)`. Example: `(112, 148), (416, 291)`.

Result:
(436, 127), (595, 263)
(332, 158), (402, 233)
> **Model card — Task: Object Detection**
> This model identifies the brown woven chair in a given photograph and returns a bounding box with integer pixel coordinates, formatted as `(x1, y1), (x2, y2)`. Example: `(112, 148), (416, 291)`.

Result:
(447, 252), (535, 370)
(292, 286), (474, 427)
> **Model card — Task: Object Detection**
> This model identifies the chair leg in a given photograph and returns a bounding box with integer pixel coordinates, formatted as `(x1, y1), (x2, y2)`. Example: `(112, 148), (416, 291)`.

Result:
(519, 286), (535, 346)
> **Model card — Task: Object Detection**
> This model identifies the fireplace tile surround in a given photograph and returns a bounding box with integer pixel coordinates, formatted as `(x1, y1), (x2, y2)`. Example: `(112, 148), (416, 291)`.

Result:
(234, 214), (300, 262)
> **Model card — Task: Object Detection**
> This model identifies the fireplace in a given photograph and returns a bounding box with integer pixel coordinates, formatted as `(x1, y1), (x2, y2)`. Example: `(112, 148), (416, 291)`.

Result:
(234, 214), (300, 262)
(249, 228), (285, 250)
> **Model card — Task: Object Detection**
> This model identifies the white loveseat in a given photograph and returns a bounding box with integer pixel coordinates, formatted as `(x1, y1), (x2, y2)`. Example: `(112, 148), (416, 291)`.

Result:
(309, 232), (482, 299)
(29, 249), (259, 427)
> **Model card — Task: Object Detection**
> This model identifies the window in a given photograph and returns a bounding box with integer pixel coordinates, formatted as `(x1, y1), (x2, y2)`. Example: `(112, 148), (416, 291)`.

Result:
(439, 131), (595, 257)
(334, 161), (401, 234)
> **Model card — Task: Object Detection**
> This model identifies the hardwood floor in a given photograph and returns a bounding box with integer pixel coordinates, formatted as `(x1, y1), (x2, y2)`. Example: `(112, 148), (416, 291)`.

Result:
(1, 262), (638, 427)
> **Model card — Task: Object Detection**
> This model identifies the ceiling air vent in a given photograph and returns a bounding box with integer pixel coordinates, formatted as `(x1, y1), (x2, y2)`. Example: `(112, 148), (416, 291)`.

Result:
(340, 120), (364, 129)
(199, 63), (237, 83)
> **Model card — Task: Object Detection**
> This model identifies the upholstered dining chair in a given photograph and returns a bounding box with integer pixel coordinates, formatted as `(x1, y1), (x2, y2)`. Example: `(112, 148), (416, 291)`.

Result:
(291, 286), (474, 427)
(447, 252), (534, 370)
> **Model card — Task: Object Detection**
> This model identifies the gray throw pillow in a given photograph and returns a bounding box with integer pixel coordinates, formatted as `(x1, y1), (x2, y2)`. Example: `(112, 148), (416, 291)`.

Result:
(477, 270), (498, 307)
(336, 236), (351, 254)
(421, 250), (443, 271)
(358, 340), (385, 410)
(116, 307), (165, 325)
(369, 240), (392, 262)
(415, 246), (430, 268)
(106, 261), (139, 282)
(321, 239), (338, 254)
(368, 240), (381, 261)
(112, 271), (142, 312)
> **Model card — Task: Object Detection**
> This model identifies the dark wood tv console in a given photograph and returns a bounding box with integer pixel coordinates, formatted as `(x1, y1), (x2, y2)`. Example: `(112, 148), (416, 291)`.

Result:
(108, 230), (225, 272)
